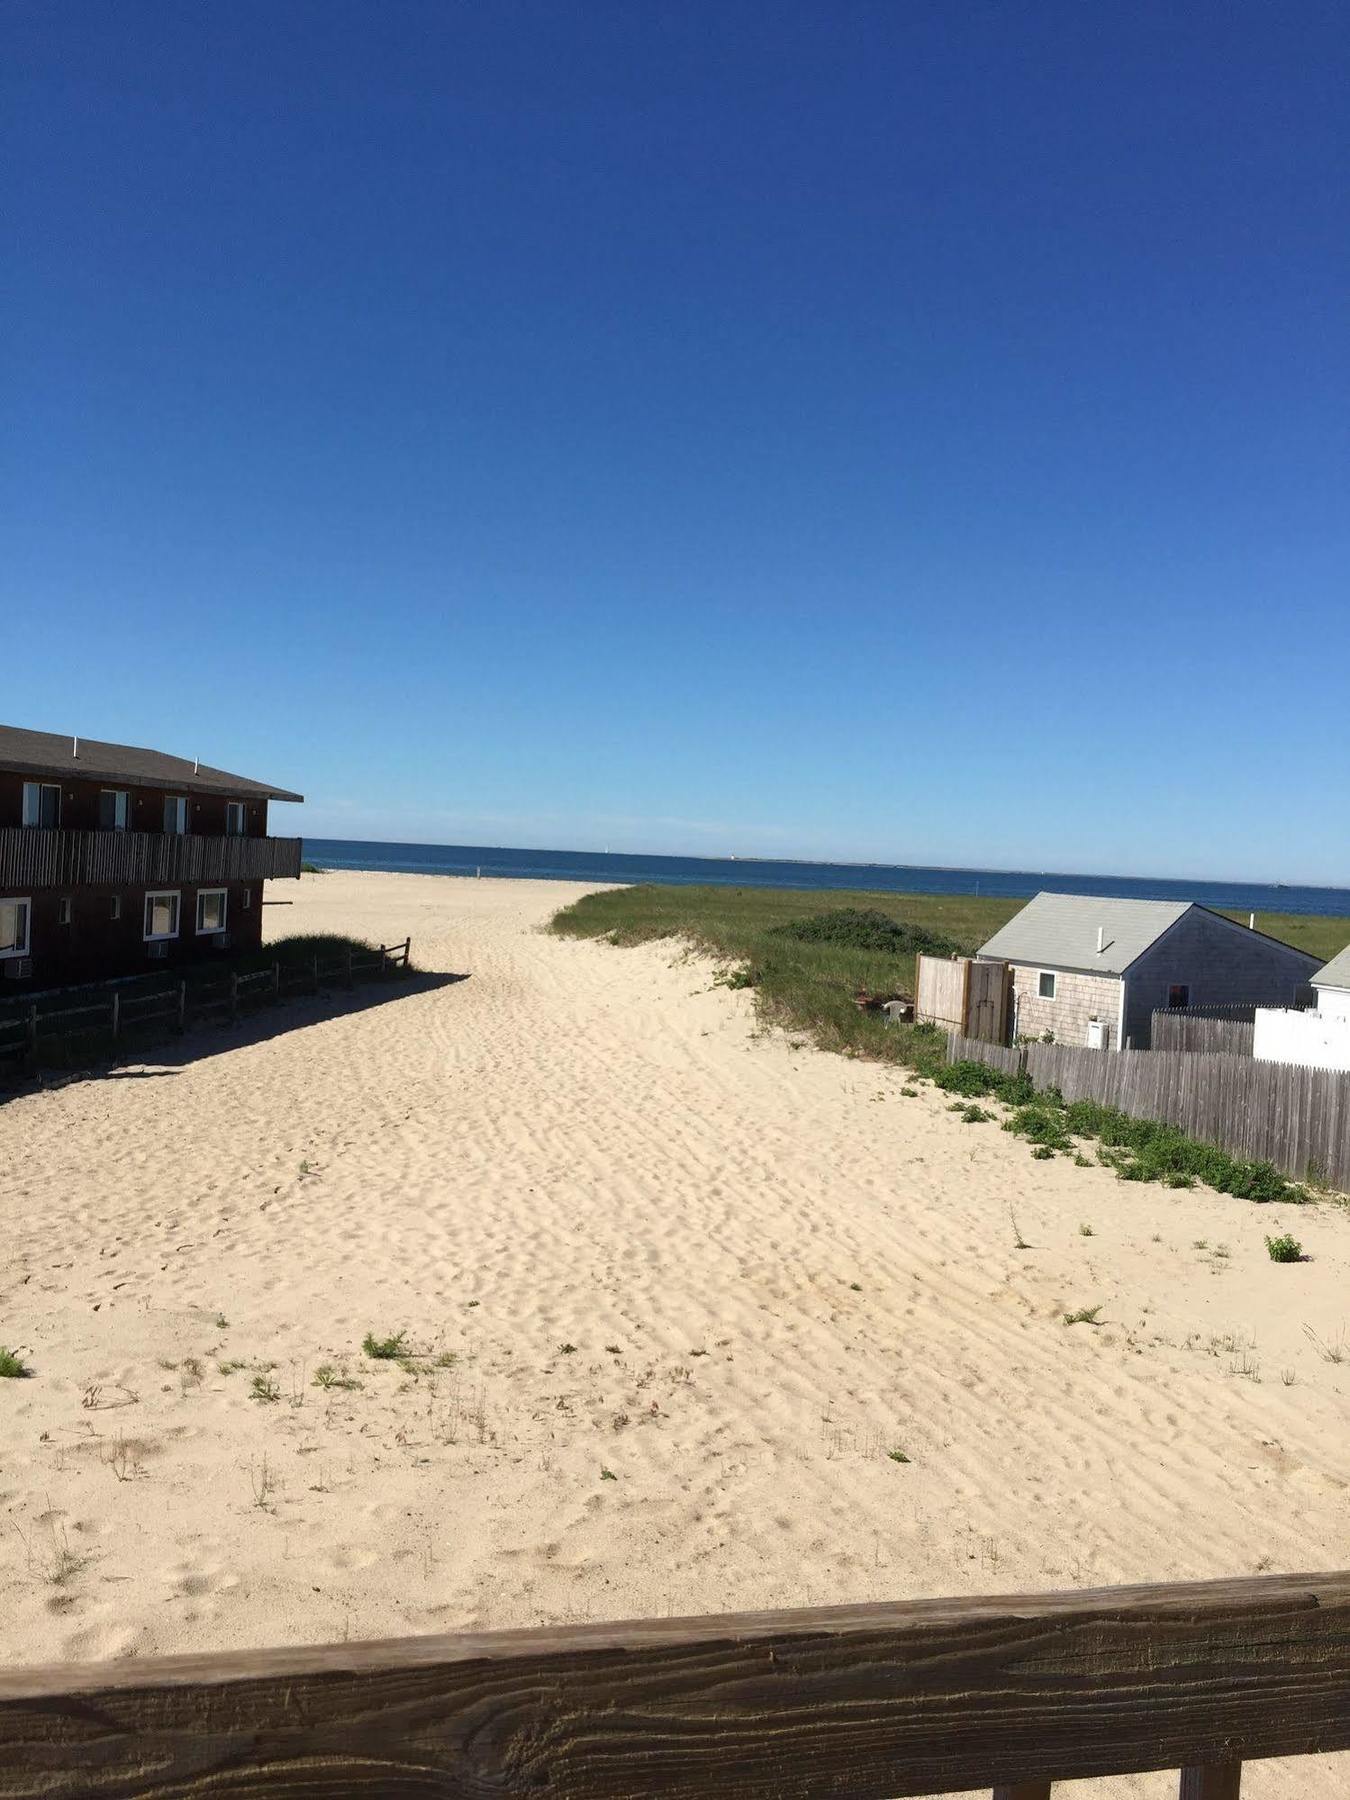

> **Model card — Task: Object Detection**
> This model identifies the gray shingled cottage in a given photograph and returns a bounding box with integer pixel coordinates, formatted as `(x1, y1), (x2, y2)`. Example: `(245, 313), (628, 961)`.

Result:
(975, 892), (1319, 1050)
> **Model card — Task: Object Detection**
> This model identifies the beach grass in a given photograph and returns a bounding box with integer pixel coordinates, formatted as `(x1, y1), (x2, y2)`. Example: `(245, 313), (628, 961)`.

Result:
(551, 885), (1349, 1070)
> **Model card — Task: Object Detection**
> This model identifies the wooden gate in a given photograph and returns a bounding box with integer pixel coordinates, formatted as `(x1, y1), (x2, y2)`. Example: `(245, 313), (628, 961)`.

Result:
(915, 957), (1009, 1043)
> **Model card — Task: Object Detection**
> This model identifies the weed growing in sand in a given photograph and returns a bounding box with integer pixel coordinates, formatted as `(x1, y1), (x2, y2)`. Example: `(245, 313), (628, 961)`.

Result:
(1073, 1153), (1092, 1167)
(604, 1344), (622, 1355)
(1303, 1324), (1347, 1363)
(849, 1282), (863, 1292)
(951, 1102), (992, 1124)
(1009, 1207), (1029, 1251)
(313, 1363), (361, 1391)
(1063, 1306), (1102, 1326)
(1280, 1367), (1297, 1387)
(1265, 1233), (1304, 1263)
(249, 1373), (281, 1403)
(1031, 1145), (1055, 1161)
(214, 1313), (229, 1330)
(0, 1347), (30, 1379)
(900, 1085), (918, 1097)
(249, 1454), (277, 1509)
(218, 1359), (247, 1376)
(599, 1467), (617, 1481)
(887, 1448), (911, 1464)
(102, 1432), (144, 1482)
(1078, 1223), (1094, 1237)
(557, 1342), (578, 1355)
(362, 1330), (408, 1360)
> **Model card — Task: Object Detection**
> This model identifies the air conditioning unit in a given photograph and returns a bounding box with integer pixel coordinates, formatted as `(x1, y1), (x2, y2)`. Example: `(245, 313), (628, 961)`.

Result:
(1085, 1018), (1107, 1050)
(213, 932), (232, 950)
(146, 941), (169, 960)
(3, 959), (32, 980)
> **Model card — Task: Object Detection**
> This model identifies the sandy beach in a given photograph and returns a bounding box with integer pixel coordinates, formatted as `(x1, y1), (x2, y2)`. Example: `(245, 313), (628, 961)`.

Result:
(2, 870), (1347, 1794)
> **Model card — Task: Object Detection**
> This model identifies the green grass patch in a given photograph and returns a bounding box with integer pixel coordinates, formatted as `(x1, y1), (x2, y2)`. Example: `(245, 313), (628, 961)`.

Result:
(0, 1347), (29, 1379)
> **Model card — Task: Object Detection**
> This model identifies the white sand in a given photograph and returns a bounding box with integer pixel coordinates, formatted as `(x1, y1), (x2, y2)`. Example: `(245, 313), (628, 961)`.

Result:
(2, 870), (1347, 1794)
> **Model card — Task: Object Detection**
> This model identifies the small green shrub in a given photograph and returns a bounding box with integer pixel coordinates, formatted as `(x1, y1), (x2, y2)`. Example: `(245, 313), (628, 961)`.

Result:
(0, 1347), (29, 1379)
(362, 1330), (407, 1360)
(249, 1373), (280, 1403)
(771, 909), (962, 957)
(714, 967), (756, 990)
(1265, 1233), (1304, 1264)
(887, 1448), (911, 1463)
(313, 1364), (361, 1391)
(1063, 1306), (1102, 1326)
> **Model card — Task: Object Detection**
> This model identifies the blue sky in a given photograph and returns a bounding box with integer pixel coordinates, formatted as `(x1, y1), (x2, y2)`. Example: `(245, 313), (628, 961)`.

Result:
(5, 2), (1347, 882)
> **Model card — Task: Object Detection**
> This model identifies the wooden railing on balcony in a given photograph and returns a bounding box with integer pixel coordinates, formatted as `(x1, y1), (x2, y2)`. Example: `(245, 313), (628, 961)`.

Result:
(0, 826), (303, 889)
(0, 1572), (1345, 1797)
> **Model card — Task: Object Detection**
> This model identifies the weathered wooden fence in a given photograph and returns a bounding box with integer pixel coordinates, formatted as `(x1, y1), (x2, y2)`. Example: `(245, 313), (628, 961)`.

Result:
(916, 956), (1009, 1041)
(1151, 1011), (1256, 1056)
(0, 1571), (1344, 1797)
(0, 938), (412, 1078)
(948, 1029), (1350, 1186)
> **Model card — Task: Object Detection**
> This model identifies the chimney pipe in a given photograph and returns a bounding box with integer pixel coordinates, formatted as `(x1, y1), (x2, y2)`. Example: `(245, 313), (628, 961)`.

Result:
(1096, 926), (1104, 953)
(72, 735), (79, 758)
(193, 756), (199, 773)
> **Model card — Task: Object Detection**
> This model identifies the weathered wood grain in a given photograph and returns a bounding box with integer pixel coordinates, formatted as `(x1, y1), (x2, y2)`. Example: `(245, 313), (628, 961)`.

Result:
(0, 1573), (1345, 1799)
(1178, 1764), (1242, 1799)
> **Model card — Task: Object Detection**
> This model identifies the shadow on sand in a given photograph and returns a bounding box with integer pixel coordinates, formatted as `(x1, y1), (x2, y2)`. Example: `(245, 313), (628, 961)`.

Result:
(1, 970), (469, 1102)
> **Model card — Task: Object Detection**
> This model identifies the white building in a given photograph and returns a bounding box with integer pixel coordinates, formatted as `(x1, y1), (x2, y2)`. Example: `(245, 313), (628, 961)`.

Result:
(1253, 942), (1350, 1070)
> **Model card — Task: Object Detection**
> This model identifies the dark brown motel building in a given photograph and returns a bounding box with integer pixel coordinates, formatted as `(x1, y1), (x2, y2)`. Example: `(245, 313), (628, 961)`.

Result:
(0, 724), (303, 993)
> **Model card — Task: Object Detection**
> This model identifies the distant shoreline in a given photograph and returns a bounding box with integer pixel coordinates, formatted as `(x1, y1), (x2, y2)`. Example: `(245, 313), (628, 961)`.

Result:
(299, 840), (1350, 921)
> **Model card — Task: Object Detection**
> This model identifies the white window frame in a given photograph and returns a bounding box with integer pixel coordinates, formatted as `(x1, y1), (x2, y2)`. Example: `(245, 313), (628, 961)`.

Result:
(163, 795), (188, 835)
(21, 782), (61, 828)
(0, 897), (31, 959)
(143, 889), (181, 941)
(99, 788), (130, 830)
(1038, 970), (1057, 1001)
(225, 801), (247, 836)
(196, 887), (228, 934)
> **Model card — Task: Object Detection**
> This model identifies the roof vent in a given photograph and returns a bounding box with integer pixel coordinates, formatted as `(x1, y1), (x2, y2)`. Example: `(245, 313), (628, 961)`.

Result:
(1096, 926), (1105, 954)
(193, 756), (200, 773)
(72, 735), (79, 758)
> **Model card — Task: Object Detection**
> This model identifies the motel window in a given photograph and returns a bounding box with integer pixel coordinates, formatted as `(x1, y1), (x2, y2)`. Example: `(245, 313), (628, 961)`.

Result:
(58, 897), (72, 926)
(163, 795), (188, 834)
(225, 801), (246, 836)
(99, 789), (130, 830)
(1167, 984), (1190, 1010)
(0, 899), (30, 958)
(144, 890), (181, 940)
(1038, 971), (1057, 1000)
(21, 782), (60, 828)
(196, 888), (228, 934)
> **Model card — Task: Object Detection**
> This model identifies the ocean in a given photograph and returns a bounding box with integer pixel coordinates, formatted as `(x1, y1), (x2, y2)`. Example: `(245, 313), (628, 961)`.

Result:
(302, 839), (1350, 919)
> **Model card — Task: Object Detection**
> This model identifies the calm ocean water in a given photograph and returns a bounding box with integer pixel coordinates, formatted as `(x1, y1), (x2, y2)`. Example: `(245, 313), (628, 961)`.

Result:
(303, 839), (1350, 918)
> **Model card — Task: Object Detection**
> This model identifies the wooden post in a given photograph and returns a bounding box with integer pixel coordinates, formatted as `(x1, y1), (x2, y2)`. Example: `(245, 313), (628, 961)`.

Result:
(110, 991), (120, 1042)
(402, 935), (411, 971)
(1179, 1766), (1241, 1799)
(177, 980), (187, 1033)
(229, 972), (239, 1023)
(344, 945), (354, 990)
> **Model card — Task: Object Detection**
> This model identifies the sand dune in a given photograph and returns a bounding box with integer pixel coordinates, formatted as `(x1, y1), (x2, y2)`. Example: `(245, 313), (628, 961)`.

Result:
(2, 870), (1347, 1796)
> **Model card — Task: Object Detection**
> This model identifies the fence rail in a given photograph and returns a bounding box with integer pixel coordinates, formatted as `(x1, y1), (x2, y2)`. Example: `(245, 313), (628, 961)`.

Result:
(0, 826), (303, 888)
(948, 1029), (1350, 1187)
(0, 1571), (1344, 1797)
(1151, 1011), (1256, 1056)
(0, 938), (412, 1076)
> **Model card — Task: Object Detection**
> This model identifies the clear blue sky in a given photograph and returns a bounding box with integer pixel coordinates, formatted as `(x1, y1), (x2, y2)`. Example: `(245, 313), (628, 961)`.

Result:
(5, 2), (1347, 882)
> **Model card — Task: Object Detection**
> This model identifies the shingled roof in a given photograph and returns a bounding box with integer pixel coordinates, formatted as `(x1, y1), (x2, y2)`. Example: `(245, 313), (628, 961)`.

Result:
(1312, 943), (1350, 991)
(0, 724), (303, 804)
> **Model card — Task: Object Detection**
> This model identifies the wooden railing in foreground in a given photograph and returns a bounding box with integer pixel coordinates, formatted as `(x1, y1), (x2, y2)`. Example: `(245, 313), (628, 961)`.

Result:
(0, 1572), (1345, 1798)
(0, 938), (413, 1074)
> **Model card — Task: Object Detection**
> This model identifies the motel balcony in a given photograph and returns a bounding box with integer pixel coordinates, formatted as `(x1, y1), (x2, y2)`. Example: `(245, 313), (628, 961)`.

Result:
(0, 826), (304, 890)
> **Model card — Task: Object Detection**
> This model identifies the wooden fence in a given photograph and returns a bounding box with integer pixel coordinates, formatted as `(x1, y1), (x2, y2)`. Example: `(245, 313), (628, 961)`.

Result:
(949, 1029), (1350, 1187)
(0, 938), (412, 1077)
(0, 826), (302, 888)
(1151, 1011), (1256, 1056)
(916, 956), (1009, 1042)
(0, 1571), (1344, 1796)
